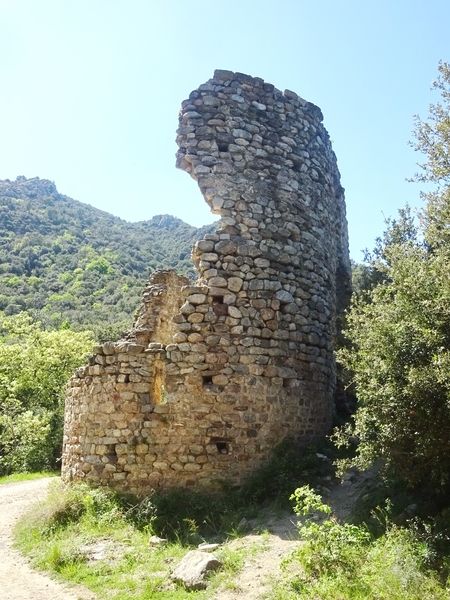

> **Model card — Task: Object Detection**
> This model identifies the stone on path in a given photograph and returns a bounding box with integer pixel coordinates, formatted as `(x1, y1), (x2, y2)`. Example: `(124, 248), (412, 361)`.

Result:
(171, 549), (222, 590)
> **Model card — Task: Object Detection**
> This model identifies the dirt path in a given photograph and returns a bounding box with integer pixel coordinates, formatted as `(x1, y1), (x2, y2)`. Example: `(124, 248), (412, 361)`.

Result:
(1, 473), (371, 600)
(214, 513), (300, 600)
(213, 471), (373, 599)
(0, 477), (95, 600)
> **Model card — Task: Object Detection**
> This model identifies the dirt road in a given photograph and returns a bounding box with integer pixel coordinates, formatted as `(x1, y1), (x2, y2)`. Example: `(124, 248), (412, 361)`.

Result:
(0, 477), (94, 600)
(214, 513), (300, 599)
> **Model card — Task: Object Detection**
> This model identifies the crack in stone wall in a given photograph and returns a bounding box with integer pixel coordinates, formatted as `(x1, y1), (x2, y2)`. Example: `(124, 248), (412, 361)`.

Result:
(61, 70), (351, 495)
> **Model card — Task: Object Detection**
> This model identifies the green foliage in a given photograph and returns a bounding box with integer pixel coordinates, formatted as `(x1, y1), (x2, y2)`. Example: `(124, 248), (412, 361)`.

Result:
(351, 206), (420, 299)
(0, 470), (57, 485)
(0, 410), (51, 473)
(350, 259), (376, 297)
(411, 61), (450, 249)
(125, 486), (250, 545)
(120, 440), (336, 544)
(289, 484), (332, 517)
(146, 488), (223, 543)
(337, 62), (450, 491)
(0, 177), (214, 336)
(297, 518), (371, 580)
(25, 481), (122, 535)
(290, 485), (369, 579)
(0, 312), (93, 474)
(272, 486), (448, 600)
(125, 496), (158, 531)
(276, 526), (448, 599)
(337, 243), (450, 488)
(238, 438), (335, 506)
(15, 439), (334, 550)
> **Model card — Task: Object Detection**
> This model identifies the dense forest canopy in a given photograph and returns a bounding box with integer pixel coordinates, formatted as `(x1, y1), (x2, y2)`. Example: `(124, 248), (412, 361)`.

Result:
(0, 176), (214, 339)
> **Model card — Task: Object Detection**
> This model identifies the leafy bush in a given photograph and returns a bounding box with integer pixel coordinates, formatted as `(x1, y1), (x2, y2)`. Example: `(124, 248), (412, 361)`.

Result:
(290, 486), (370, 578)
(273, 485), (448, 600)
(0, 313), (93, 474)
(336, 244), (450, 488)
(336, 63), (450, 492)
(0, 410), (51, 473)
(290, 485), (332, 518)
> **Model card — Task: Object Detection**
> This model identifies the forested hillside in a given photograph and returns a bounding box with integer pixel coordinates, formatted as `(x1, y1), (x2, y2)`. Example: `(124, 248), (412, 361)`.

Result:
(0, 176), (213, 338)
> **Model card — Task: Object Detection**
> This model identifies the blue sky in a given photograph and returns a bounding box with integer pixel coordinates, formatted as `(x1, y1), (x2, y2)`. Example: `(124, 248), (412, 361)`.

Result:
(1, 0), (449, 260)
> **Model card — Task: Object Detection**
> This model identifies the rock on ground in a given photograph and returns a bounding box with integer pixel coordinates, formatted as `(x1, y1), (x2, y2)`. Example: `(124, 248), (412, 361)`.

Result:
(171, 549), (222, 590)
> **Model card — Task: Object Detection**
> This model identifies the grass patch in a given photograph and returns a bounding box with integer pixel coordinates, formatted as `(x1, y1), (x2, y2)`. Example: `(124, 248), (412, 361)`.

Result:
(15, 445), (450, 598)
(15, 481), (206, 599)
(15, 481), (275, 599)
(14, 440), (331, 598)
(238, 438), (338, 507)
(0, 470), (58, 485)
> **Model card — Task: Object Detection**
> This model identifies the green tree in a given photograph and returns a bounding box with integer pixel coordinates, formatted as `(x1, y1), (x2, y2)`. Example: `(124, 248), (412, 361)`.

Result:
(337, 63), (450, 489)
(412, 61), (450, 249)
(351, 206), (420, 298)
(0, 313), (93, 474)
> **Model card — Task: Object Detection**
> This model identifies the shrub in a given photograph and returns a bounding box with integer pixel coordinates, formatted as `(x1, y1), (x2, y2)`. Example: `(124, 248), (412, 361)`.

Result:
(274, 485), (448, 600)
(0, 313), (93, 474)
(336, 244), (450, 489)
(335, 62), (450, 493)
(290, 486), (370, 579)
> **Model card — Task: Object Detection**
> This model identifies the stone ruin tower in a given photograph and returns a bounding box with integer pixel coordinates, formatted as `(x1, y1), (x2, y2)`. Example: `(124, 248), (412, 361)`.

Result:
(62, 70), (351, 495)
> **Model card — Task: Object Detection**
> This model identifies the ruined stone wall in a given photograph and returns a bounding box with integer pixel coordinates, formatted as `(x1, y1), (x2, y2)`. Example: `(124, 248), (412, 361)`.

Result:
(62, 70), (351, 495)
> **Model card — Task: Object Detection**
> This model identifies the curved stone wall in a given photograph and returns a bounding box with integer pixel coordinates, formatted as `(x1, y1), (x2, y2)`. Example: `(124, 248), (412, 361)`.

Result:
(61, 70), (351, 495)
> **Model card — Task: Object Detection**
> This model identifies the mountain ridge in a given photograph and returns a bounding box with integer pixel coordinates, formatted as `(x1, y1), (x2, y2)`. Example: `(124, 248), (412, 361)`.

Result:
(0, 176), (214, 339)
(0, 176), (203, 229)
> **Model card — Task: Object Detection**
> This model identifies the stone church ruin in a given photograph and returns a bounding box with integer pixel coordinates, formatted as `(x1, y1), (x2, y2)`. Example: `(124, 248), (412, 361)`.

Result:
(62, 70), (351, 495)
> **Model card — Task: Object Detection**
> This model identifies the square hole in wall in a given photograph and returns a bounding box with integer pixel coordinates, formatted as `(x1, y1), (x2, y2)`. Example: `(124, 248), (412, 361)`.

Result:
(216, 441), (229, 454)
(212, 295), (228, 316)
(218, 143), (229, 152)
(202, 375), (213, 387)
(211, 437), (231, 455)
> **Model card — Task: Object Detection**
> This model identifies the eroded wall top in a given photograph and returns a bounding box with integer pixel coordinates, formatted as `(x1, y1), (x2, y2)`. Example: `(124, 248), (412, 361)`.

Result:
(61, 71), (351, 494)
(176, 69), (350, 321)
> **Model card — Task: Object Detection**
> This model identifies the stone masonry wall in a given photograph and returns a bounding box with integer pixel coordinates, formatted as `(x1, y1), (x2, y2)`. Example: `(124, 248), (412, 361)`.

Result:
(62, 70), (351, 495)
